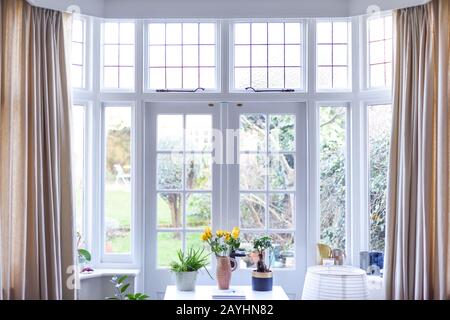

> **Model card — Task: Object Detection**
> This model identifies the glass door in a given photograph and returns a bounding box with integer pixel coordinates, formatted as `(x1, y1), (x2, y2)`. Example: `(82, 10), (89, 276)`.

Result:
(227, 102), (307, 299)
(144, 102), (221, 299)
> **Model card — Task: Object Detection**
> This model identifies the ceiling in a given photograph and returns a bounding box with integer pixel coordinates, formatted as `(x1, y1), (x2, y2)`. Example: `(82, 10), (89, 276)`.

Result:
(30, 0), (429, 18)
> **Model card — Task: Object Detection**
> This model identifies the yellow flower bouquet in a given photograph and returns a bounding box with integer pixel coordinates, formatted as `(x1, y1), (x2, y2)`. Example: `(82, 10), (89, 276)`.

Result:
(201, 227), (241, 257)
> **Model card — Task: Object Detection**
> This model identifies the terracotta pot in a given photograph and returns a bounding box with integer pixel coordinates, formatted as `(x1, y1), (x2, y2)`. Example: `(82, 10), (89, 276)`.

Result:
(216, 256), (237, 290)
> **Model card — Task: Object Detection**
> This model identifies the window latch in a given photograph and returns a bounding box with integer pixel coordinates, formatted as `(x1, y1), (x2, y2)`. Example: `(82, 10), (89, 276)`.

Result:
(156, 87), (205, 93)
(245, 87), (295, 93)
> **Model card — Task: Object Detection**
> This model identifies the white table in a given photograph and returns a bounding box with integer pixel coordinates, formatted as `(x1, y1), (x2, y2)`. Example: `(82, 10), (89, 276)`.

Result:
(164, 285), (289, 300)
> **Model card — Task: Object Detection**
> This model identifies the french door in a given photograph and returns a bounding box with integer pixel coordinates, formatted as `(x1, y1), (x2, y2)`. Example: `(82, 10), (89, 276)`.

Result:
(144, 101), (307, 299)
(227, 102), (307, 299)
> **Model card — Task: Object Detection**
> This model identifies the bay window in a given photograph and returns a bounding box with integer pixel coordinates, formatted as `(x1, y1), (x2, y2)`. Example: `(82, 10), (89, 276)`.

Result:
(71, 13), (393, 298)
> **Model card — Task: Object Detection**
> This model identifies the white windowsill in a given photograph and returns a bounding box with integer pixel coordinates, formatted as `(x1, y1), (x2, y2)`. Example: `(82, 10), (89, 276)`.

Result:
(79, 268), (140, 281)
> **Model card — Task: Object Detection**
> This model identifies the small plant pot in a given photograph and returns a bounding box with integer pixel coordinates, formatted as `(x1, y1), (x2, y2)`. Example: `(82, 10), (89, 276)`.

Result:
(252, 271), (273, 291)
(175, 271), (198, 291)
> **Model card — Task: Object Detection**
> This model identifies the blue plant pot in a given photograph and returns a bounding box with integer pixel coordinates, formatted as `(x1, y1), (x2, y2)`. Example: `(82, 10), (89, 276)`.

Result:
(252, 271), (273, 291)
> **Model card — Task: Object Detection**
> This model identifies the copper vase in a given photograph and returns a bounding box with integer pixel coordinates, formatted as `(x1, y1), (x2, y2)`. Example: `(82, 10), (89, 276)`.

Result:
(216, 256), (237, 290)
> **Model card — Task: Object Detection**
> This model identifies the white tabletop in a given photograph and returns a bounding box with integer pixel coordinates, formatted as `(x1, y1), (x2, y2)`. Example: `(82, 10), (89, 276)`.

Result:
(164, 285), (289, 300)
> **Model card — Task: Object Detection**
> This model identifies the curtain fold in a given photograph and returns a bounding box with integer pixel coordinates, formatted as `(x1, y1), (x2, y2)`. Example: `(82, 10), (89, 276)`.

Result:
(385, 0), (449, 300)
(0, 0), (75, 300)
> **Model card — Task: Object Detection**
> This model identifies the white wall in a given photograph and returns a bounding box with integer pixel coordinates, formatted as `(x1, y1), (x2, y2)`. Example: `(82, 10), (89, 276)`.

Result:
(31, 0), (429, 18)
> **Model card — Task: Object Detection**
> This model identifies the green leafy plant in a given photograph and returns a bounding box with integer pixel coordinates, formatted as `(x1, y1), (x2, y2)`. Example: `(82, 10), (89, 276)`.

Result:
(170, 247), (213, 279)
(253, 236), (273, 273)
(108, 275), (149, 300)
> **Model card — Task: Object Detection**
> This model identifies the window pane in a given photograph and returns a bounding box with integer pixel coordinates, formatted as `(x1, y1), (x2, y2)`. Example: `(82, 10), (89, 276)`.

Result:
(71, 65), (83, 88)
(199, 67), (216, 89)
(234, 68), (250, 89)
(367, 15), (393, 88)
(239, 114), (266, 152)
(240, 193), (266, 229)
(72, 19), (84, 42)
(285, 45), (300, 66)
(119, 45), (134, 66)
(320, 106), (346, 251)
(104, 107), (131, 254)
(104, 22), (119, 44)
(284, 23), (301, 44)
(269, 114), (295, 151)
(148, 22), (217, 90)
(183, 23), (199, 44)
(148, 23), (165, 45)
(119, 23), (135, 44)
(316, 20), (351, 90)
(240, 154), (267, 190)
(268, 23), (284, 44)
(103, 67), (119, 88)
(200, 45), (215, 66)
(158, 232), (182, 267)
(104, 45), (119, 65)
(269, 154), (295, 190)
(271, 233), (295, 268)
(268, 67), (284, 88)
(251, 67), (267, 88)
(234, 23), (251, 44)
(199, 23), (215, 44)
(157, 153), (183, 190)
(185, 154), (212, 190)
(233, 21), (303, 90)
(166, 23), (182, 44)
(149, 68), (165, 89)
(368, 104), (392, 252)
(186, 115), (212, 151)
(72, 105), (85, 235)
(183, 45), (199, 67)
(71, 18), (85, 88)
(251, 23), (267, 44)
(251, 45), (267, 67)
(269, 194), (294, 229)
(157, 114), (183, 151)
(119, 67), (134, 89)
(149, 46), (165, 67)
(268, 45), (283, 67)
(157, 193), (182, 228)
(102, 22), (135, 90)
(72, 42), (83, 66)
(183, 68), (199, 88)
(186, 232), (209, 256)
(186, 193), (211, 228)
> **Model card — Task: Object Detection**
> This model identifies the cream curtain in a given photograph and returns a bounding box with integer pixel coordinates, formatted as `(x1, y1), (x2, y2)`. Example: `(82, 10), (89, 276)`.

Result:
(385, 0), (449, 300)
(0, 0), (75, 299)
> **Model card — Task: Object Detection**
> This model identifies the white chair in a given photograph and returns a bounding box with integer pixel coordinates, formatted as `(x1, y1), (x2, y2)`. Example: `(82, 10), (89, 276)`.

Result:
(302, 265), (369, 300)
(114, 164), (131, 185)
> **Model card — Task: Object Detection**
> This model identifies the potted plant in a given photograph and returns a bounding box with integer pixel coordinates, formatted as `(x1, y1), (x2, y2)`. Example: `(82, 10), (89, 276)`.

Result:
(170, 247), (212, 291)
(108, 275), (149, 300)
(201, 227), (241, 290)
(252, 236), (273, 291)
(77, 232), (93, 273)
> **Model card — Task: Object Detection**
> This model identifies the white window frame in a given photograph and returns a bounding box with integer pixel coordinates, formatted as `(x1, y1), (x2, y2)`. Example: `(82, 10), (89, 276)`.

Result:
(315, 17), (353, 93)
(100, 20), (138, 93)
(99, 101), (137, 264)
(229, 19), (308, 93)
(71, 15), (92, 91)
(143, 19), (222, 93)
(361, 12), (393, 92)
(70, 16), (393, 287)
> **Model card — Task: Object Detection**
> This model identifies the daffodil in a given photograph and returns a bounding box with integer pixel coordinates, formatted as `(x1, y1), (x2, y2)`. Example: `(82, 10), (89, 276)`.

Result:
(231, 227), (240, 239)
(216, 229), (224, 237)
(224, 231), (231, 241)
